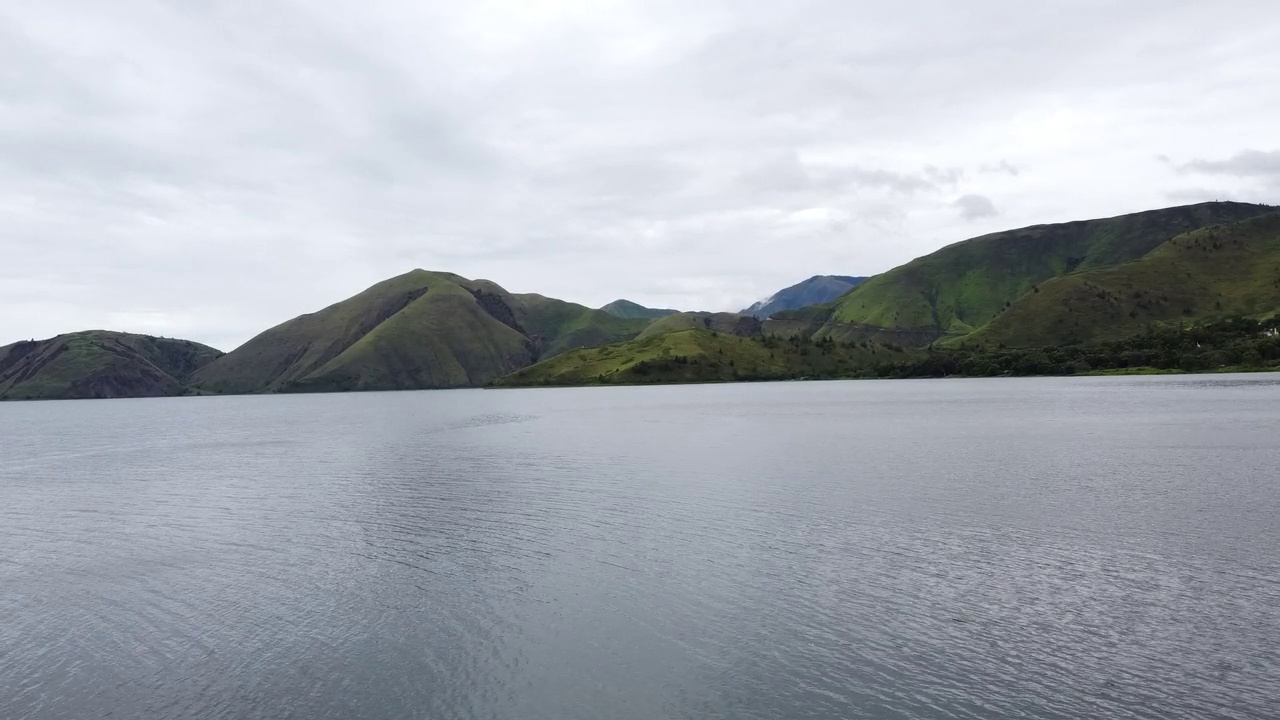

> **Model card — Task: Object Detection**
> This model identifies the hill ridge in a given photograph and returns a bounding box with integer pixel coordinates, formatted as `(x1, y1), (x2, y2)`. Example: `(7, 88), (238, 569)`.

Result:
(0, 331), (223, 400)
(600, 299), (679, 320)
(743, 275), (869, 318)
(771, 201), (1277, 343)
(9, 203), (1280, 399)
(958, 211), (1280, 347)
(192, 270), (654, 394)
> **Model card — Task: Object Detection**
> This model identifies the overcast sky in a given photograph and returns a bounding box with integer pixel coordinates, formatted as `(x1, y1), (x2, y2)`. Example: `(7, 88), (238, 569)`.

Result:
(3, 0), (1279, 350)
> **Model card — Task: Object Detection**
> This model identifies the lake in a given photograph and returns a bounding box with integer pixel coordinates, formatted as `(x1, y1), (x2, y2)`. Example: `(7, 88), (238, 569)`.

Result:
(2, 375), (1279, 719)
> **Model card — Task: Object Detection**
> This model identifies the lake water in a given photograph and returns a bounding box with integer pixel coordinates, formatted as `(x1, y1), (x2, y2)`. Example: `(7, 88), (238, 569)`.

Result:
(2, 375), (1279, 719)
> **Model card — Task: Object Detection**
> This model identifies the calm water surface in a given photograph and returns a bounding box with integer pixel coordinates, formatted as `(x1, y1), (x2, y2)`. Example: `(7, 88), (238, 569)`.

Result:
(2, 376), (1279, 719)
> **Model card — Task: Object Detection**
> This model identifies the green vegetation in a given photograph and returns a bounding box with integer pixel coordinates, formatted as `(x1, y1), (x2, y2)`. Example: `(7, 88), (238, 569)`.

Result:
(9, 202), (1280, 400)
(191, 269), (535, 394)
(514, 294), (653, 358)
(773, 202), (1277, 343)
(283, 283), (534, 393)
(192, 270), (656, 395)
(636, 312), (763, 339)
(499, 210), (1280, 386)
(959, 213), (1280, 347)
(599, 299), (678, 320)
(500, 317), (1280, 387)
(0, 331), (222, 400)
(865, 317), (1280, 378)
(494, 328), (915, 386)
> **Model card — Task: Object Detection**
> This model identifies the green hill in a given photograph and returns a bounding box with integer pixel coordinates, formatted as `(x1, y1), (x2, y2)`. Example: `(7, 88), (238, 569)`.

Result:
(12, 204), (1279, 399)
(764, 301), (944, 347)
(495, 327), (914, 387)
(191, 270), (652, 394)
(959, 212), (1280, 347)
(599, 299), (678, 319)
(636, 312), (763, 339)
(775, 202), (1277, 343)
(190, 270), (495, 393)
(0, 331), (222, 400)
(515, 294), (653, 357)
(866, 316), (1280, 378)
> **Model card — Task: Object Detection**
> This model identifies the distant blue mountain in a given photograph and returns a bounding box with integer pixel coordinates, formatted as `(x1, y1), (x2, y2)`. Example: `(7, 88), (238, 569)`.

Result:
(742, 275), (869, 318)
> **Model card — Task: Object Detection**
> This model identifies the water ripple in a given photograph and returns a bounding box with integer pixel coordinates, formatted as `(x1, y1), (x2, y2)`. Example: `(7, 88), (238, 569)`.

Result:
(1, 377), (1279, 718)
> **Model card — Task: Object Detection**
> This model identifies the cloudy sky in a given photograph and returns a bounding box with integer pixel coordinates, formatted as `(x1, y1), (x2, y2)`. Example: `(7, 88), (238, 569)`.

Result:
(3, 0), (1278, 350)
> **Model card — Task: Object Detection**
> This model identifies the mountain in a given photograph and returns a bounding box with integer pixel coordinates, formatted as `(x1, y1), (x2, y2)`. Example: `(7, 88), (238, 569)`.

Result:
(959, 212), (1280, 348)
(636, 312), (763, 339)
(9, 204), (1280, 400)
(495, 328), (914, 387)
(742, 275), (868, 318)
(191, 270), (651, 394)
(0, 331), (222, 400)
(771, 202), (1277, 344)
(516, 294), (653, 356)
(191, 270), (524, 393)
(600, 299), (679, 319)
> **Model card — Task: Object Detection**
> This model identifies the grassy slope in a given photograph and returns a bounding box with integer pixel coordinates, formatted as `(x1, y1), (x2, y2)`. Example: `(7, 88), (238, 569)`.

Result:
(787, 202), (1276, 342)
(0, 331), (222, 400)
(764, 304), (943, 347)
(495, 328), (914, 386)
(192, 271), (652, 394)
(960, 213), (1280, 347)
(192, 269), (446, 393)
(513, 294), (653, 358)
(636, 312), (763, 339)
(872, 317), (1280, 378)
(286, 282), (532, 392)
(193, 270), (537, 393)
(599, 299), (678, 320)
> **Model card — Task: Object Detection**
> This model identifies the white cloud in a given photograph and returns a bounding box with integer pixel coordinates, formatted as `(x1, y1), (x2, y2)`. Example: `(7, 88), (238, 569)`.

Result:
(1, 0), (1279, 349)
(1179, 150), (1280, 178)
(954, 194), (999, 220)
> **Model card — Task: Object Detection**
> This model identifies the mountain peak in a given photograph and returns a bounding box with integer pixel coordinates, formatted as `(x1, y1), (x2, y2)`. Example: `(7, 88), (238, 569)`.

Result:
(600, 299), (679, 320)
(743, 275), (869, 318)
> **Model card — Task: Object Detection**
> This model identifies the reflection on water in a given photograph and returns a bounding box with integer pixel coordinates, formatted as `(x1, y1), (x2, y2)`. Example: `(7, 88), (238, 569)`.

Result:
(2, 375), (1279, 719)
